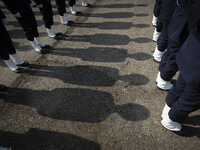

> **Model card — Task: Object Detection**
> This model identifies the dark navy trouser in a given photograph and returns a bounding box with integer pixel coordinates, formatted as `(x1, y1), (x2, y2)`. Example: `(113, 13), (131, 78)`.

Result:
(16, 5), (39, 41)
(159, 6), (189, 81)
(55, 0), (76, 16)
(34, 0), (54, 29)
(166, 74), (200, 122)
(153, 0), (162, 17)
(0, 21), (16, 60)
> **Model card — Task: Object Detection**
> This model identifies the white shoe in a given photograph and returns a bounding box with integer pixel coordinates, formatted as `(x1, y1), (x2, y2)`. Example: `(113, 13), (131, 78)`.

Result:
(30, 40), (42, 53)
(34, 37), (47, 48)
(156, 72), (173, 90)
(161, 112), (182, 131)
(70, 5), (79, 15)
(153, 28), (161, 42)
(47, 28), (56, 38)
(51, 25), (59, 34)
(10, 53), (24, 65)
(153, 45), (164, 62)
(82, 0), (90, 6)
(60, 13), (69, 25)
(4, 58), (19, 72)
(161, 104), (171, 119)
(152, 14), (157, 26)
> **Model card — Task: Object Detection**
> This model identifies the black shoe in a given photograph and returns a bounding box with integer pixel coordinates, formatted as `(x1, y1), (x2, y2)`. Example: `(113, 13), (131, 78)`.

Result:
(74, 11), (82, 16)
(17, 61), (29, 67)
(0, 84), (7, 91)
(67, 21), (74, 26)
(85, 3), (91, 7)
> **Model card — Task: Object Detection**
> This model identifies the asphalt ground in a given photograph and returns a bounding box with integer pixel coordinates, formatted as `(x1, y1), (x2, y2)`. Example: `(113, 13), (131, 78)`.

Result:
(0, 0), (199, 149)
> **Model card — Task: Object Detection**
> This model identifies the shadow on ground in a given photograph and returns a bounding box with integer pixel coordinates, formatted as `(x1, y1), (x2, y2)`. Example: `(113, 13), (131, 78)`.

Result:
(0, 128), (100, 150)
(52, 47), (151, 62)
(1, 87), (150, 122)
(63, 34), (151, 45)
(95, 3), (148, 8)
(25, 64), (149, 86)
(72, 22), (150, 30)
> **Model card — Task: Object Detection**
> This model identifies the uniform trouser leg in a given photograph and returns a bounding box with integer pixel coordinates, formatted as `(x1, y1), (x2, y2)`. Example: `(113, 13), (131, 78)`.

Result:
(39, 0), (54, 29)
(0, 22), (16, 60)
(55, 0), (66, 16)
(158, 6), (189, 81)
(157, 21), (169, 52)
(153, 0), (162, 17)
(166, 74), (200, 122)
(68, 0), (76, 7)
(17, 6), (39, 41)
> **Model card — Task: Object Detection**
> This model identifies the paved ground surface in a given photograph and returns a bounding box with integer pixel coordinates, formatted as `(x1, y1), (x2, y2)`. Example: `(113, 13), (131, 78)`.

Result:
(0, 0), (200, 149)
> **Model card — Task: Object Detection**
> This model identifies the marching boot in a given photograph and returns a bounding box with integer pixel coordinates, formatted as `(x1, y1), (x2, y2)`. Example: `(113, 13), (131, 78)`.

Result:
(153, 45), (164, 62)
(4, 58), (21, 73)
(70, 5), (81, 15)
(51, 25), (63, 36)
(10, 54), (29, 67)
(161, 110), (182, 131)
(30, 40), (42, 53)
(153, 28), (161, 42)
(47, 28), (56, 38)
(34, 37), (50, 48)
(82, 0), (91, 7)
(156, 72), (173, 91)
(60, 13), (69, 25)
(161, 103), (171, 119)
(152, 14), (157, 26)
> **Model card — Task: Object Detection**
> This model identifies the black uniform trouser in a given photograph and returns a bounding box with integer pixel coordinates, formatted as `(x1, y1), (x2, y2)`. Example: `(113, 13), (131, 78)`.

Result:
(0, 22), (16, 60)
(16, 5), (39, 41)
(159, 6), (189, 81)
(55, 0), (76, 16)
(38, 0), (54, 29)
(153, 0), (162, 17)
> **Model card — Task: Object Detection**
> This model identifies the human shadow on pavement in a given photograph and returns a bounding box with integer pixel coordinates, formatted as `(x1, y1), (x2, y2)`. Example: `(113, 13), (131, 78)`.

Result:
(2, 88), (150, 122)
(0, 128), (100, 150)
(63, 34), (152, 45)
(72, 22), (150, 30)
(96, 4), (148, 8)
(52, 47), (151, 62)
(174, 125), (200, 139)
(26, 64), (149, 86)
(83, 12), (149, 19)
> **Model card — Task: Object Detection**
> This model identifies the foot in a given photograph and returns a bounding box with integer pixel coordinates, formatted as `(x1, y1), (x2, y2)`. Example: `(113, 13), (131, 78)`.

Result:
(153, 46), (164, 62)
(156, 72), (173, 91)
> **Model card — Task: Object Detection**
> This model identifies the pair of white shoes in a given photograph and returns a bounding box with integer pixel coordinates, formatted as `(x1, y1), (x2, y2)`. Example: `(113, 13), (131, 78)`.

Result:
(161, 104), (182, 131)
(156, 72), (173, 91)
(4, 54), (28, 73)
(30, 37), (48, 53)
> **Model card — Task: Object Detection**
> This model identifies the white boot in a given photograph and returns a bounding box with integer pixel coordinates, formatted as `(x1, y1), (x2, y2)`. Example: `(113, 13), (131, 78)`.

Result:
(60, 13), (69, 25)
(161, 111), (182, 131)
(51, 25), (59, 34)
(153, 45), (164, 62)
(156, 72), (173, 90)
(47, 28), (56, 38)
(4, 58), (19, 72)
(152, 14), (157, 26)
(34, 37), (47, 48)
(30, 41), (42, 53)
(82, 0), (89, 6)
(70, 5), (79, 15)
(10, 53), (24, 65)
(153, 28), (161, 42)
(161, 104), (171, 119)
